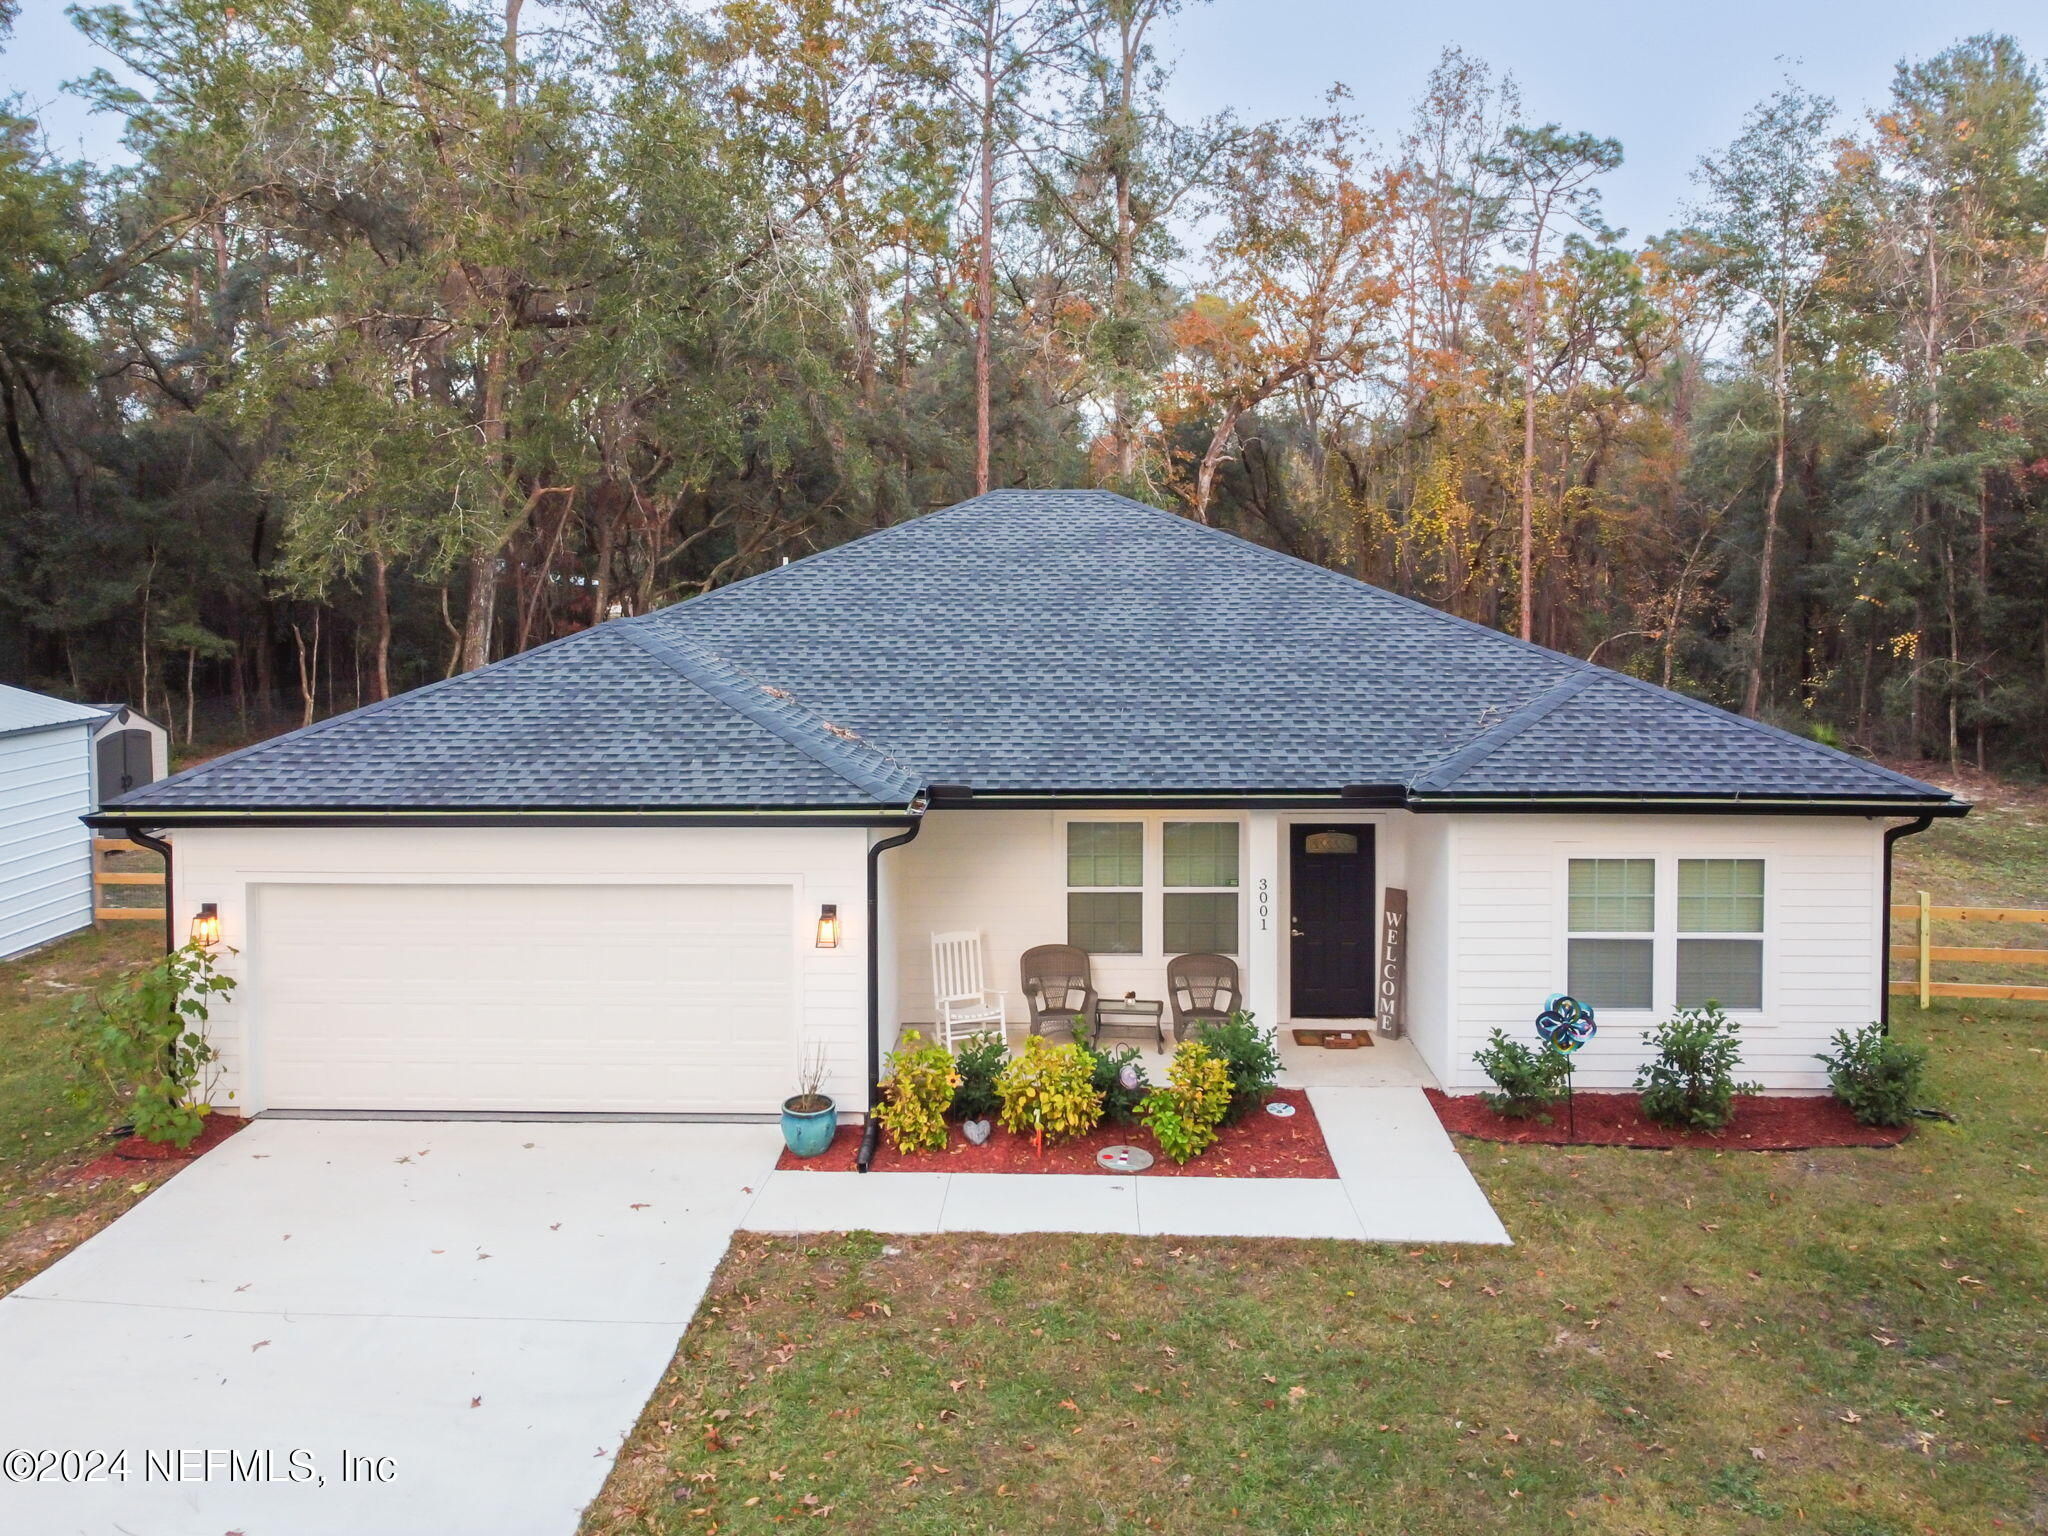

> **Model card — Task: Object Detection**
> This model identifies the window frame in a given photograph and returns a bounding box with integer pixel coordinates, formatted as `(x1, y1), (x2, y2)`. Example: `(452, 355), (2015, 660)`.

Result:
(1676, 857), (1766, 1011)
(1162, 820), (1242, 956)
(1565, 858), (1657, 1012)
(1553, 848), (1772, 1022)
(1064, 819), (1145, 955)
(1057, 814), (1248, 960)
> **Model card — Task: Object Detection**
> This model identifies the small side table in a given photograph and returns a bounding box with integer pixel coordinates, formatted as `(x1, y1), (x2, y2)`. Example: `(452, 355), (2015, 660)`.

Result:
(1094, 997), (1166, 1049)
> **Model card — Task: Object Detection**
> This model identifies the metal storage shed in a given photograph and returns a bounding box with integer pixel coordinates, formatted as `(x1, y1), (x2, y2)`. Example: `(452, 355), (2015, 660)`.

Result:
(0, 684), (104, 958)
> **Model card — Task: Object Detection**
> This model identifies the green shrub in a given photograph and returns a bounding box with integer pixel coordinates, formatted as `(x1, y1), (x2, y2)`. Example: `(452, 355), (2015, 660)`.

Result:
(1138, 1042), (1233, 1164)
(1189, 1010), (1280, 1122)
(950, 1031), (1008, 1121)
(877, 1028), (958, 1153)
(68, 941), (236, 1149)
(1816, 1023), (1927, 1127)
(1636, 1004), (1757, 1131)
(996, 1035), (1104, 1143)
(1085, 1043), (1150, 1125)
(1472, 1028), (1573, 1119)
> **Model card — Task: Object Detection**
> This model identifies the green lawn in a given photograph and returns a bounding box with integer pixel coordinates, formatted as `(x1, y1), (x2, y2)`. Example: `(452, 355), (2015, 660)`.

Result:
(0, 923), (165, 1294)
(585, 1007), (2047, 1535)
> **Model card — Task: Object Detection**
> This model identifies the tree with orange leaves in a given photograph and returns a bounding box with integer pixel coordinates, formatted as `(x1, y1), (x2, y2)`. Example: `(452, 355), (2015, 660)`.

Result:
(1166, 99), (1399, 525)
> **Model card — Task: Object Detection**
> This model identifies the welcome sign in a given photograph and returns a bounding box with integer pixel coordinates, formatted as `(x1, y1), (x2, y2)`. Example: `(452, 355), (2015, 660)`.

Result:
(1377, 887), (1408, 1038)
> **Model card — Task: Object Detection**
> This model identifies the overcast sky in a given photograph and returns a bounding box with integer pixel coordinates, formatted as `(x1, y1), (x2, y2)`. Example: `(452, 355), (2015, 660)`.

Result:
(3, 0), (2043, 241)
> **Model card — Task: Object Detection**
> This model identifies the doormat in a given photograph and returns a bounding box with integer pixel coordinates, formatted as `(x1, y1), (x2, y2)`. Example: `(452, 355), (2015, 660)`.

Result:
(1291, 1028), (1373, 1049)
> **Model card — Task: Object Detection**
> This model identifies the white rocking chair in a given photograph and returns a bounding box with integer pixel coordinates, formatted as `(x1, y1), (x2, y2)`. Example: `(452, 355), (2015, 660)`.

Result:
(931, 930), (1007, 1049)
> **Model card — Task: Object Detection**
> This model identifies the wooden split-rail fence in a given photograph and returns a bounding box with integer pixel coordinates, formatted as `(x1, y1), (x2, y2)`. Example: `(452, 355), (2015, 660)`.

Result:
(1889, 892), (2048, 1006)
(92, 836), (166, 926)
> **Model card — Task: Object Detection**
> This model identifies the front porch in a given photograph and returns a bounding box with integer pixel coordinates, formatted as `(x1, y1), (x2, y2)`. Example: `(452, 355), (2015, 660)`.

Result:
(877, 803), (1440, 1084)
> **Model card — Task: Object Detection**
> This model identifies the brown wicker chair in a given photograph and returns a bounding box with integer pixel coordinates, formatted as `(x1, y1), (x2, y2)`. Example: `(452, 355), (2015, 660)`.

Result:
(1020, 944), (1097, 1040)
(1167, 952), (1241, 1041)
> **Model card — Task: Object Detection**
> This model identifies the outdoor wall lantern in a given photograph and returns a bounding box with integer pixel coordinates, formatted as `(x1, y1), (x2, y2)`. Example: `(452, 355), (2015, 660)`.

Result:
(190, 902), (222, 949)
(815, 903), (841, 949)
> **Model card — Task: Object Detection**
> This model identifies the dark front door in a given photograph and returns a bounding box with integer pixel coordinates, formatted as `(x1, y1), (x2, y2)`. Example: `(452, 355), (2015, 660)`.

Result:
(1289, 824), (1377, 1018)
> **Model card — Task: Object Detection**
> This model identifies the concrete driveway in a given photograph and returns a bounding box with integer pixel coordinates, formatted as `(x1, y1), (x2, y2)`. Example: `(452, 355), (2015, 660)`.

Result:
(0, 1118), (781, 1536)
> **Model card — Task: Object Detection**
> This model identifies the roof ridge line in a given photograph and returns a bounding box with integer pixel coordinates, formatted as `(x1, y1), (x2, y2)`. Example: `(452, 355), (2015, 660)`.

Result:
(1409, 671), (1606, 792)
(617, 621), (924, 805)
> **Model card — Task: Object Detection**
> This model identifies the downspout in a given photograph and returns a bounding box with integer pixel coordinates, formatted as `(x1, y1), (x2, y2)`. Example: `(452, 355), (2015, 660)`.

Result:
(858, 799), (926, 1172)
(123, 826), (176, 955)
(1880, 816), (1935, 1033)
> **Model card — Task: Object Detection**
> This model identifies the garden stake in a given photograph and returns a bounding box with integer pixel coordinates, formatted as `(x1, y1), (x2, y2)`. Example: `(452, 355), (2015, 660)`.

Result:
(1535, 994), (1596, 1140)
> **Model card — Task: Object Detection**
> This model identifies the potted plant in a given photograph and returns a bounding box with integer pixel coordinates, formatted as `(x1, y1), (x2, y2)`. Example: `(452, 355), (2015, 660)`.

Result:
(781, 1043), (837, 1157)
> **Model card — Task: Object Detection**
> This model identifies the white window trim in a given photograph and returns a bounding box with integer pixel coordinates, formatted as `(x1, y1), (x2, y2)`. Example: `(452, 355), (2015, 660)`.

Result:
(1556, 848), (1773, 1026)
(1162, 819), (1243, 956)
(1058, 813), (1248, 959)
(1565, 857), (1657, 1012)
(1063, 817), (1146, 955)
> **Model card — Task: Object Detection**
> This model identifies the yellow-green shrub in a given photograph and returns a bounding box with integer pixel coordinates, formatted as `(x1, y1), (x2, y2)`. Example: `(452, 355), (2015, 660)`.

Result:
(1137, 1041), (1232, 1163)
(877, 1029), (958, 1153)
(995, 1034), (1103, 1142)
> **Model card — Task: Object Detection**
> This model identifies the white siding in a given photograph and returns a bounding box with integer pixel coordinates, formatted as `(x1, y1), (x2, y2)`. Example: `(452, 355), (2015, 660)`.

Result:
(168, 824), (872, 1115)
(889, 810), (1063, 1023)
(1438, 813), (1888, 1093)
(0, 723), (92, 957)
(1403, 815), (1455, 1085)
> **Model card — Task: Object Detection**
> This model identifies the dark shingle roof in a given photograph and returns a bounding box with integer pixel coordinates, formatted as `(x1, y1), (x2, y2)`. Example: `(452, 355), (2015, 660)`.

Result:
(105, 490), (1955, 814)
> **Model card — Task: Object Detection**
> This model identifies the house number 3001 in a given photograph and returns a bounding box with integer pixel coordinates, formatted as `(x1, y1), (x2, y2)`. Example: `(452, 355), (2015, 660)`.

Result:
(1256, 878), (1270, 931)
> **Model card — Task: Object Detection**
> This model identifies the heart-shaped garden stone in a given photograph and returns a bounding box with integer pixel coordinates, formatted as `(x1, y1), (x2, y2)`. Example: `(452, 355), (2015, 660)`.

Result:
(961, 1118), (992, 1146)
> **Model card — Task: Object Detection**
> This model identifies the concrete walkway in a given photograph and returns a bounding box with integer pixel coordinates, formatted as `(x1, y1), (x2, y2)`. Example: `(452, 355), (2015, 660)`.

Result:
(742, 1085), (1509, 1245)
(0, 1119), (782, 1536)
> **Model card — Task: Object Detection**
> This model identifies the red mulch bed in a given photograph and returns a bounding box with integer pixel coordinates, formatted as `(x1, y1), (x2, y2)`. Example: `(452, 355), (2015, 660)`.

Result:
(71, 1113), (247, 1182)
(780, 1088), (1337, 1177)
(1426, 1089), (1908, 1149)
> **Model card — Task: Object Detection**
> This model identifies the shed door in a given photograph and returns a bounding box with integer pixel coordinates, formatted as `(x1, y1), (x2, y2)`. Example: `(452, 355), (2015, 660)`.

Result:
(96, 728), (154, 798)
(252, 883), (795, 1112)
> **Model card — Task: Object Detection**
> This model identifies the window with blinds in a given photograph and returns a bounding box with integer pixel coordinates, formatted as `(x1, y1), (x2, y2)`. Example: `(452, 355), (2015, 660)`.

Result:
(1567, 858), (1655, 1009)
(1066, 822), (1142, 953)
(1163, 822), (1239, 954)
(1677, 859), (1764, 1009)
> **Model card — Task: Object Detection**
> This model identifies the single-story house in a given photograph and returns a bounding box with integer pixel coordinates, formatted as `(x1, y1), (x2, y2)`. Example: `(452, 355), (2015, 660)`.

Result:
(91, 491), (1963, 1132)
(0, 683), (110, 957)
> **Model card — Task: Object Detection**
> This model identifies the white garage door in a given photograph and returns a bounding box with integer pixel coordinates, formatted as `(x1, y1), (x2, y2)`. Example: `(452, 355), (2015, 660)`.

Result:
(253, 883), (795, 1112)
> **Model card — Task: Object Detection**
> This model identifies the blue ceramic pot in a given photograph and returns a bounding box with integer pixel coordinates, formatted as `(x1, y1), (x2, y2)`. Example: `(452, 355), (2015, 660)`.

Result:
(781, 1096), (837, 1157)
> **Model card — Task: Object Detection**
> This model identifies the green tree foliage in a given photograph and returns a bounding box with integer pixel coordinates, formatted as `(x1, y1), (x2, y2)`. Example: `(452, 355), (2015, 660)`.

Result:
(0, 15), (2043, 776)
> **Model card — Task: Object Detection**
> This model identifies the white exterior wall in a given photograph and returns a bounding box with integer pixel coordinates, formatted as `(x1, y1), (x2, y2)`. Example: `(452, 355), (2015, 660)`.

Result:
(0, 723), (93, 958)
(168, 824), (873, 1115)
(1434, 813), (1890, 1093)
(161, 808), (1895, 1114)
(1402, 815), (1455, 1083)
(889, 810), (1062, 1023)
